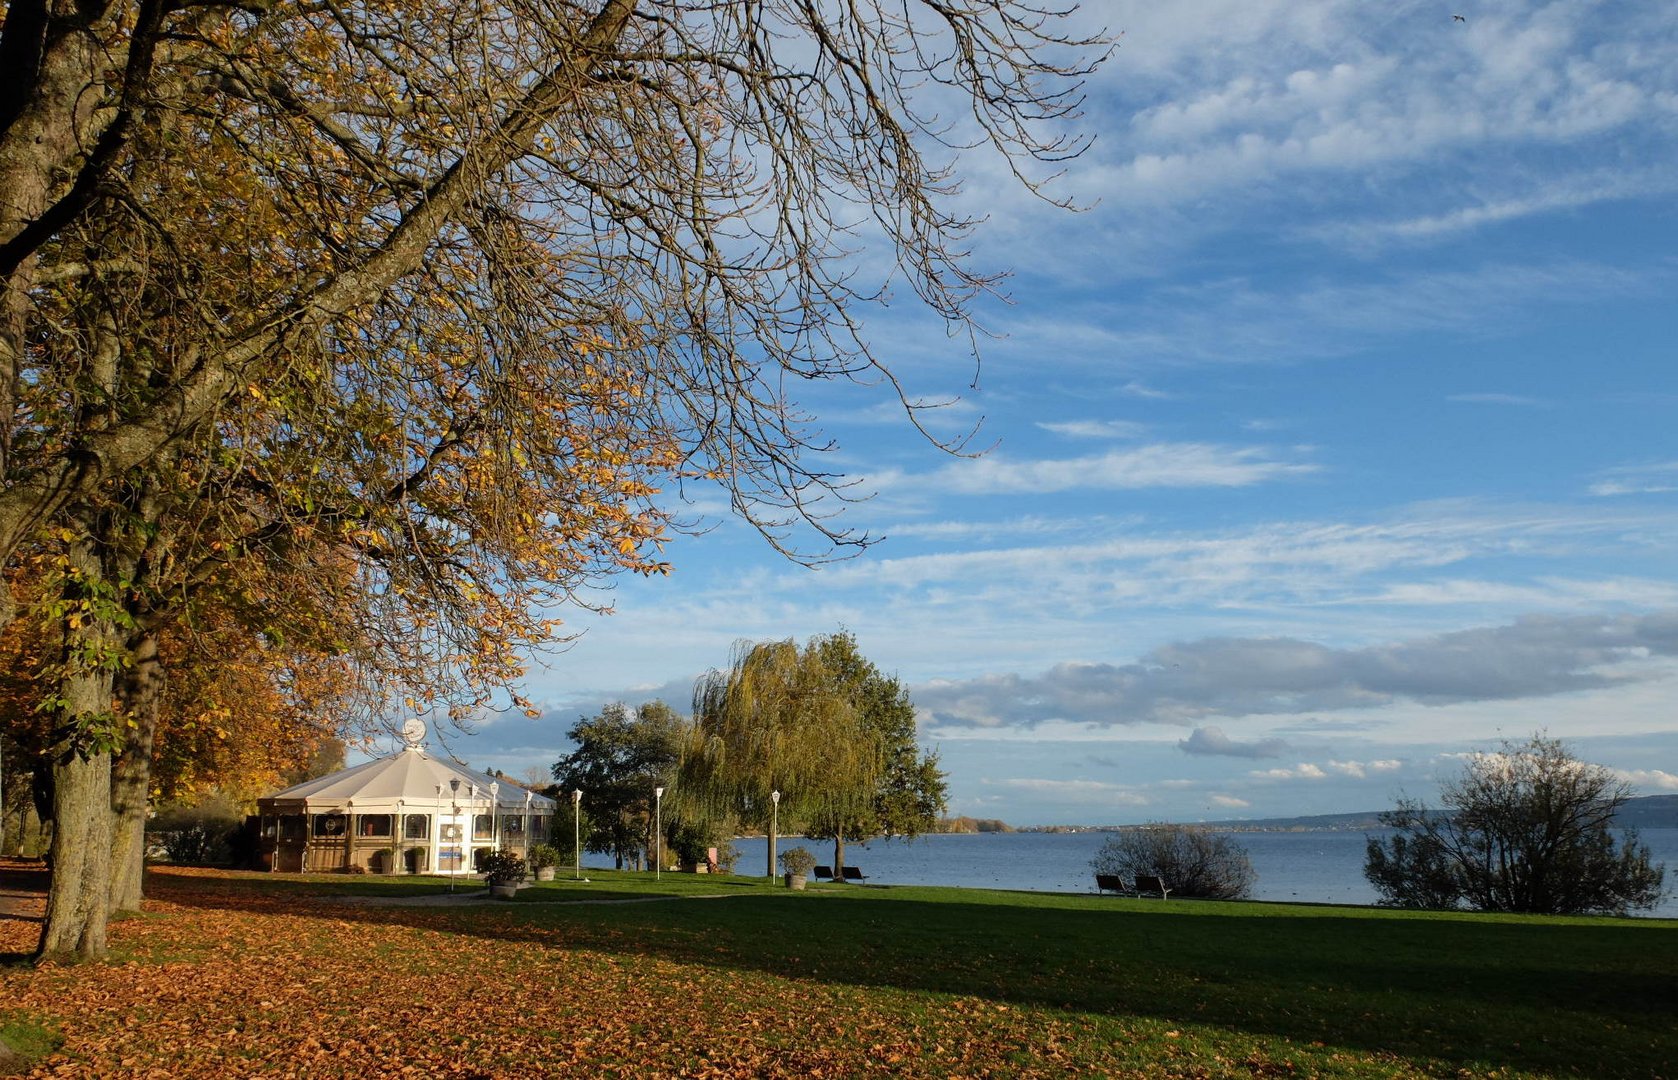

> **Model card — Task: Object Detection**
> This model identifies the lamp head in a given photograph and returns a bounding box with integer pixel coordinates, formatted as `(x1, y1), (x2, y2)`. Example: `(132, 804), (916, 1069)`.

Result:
(572, 788), (582, 805)
(654, 786), (664, 799)
(771, 789), (781, 805)
(449, 778), (460, 795)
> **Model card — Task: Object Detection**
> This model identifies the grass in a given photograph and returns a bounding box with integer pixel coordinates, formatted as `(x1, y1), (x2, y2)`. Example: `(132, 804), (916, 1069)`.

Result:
(2, 865), (1674, 1077)
(0, 1015), (63, 1062)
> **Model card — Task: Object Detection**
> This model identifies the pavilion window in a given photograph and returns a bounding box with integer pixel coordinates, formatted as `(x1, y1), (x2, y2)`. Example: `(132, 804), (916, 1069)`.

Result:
(313, 813), (347, 838)
(358, 814), (392, 838)
(529, 815), (546, 839)
(473, 814), (494, 840)
(278, 815), (305, 840)
(502, 816), (524, 838)
(404, 814), (430, 840)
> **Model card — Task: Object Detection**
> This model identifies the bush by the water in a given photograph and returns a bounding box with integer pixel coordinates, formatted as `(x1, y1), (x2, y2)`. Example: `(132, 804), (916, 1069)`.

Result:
(1091, 823), (1255, 899)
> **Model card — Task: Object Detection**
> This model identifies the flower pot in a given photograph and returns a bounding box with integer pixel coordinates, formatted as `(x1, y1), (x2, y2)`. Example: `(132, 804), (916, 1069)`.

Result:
(489, 883), (518, 899)
(535, 866), (555, 881)
(784, 873), (807, 891)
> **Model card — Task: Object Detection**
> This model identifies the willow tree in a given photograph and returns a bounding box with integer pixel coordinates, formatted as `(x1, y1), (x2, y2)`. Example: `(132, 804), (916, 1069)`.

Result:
(802, 633), (947, 879)
(3, 0), (1107, 959)
(683, 639), (882, 878)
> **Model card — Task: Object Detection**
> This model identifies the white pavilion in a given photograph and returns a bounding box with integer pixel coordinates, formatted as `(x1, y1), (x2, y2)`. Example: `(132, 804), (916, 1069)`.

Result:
(255, 722), (555, 875)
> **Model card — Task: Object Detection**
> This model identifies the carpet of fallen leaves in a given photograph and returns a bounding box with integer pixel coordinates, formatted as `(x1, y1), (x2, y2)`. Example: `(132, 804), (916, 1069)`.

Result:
(0, 868), (1141, 1079)
(0, 866), (1456, 1079)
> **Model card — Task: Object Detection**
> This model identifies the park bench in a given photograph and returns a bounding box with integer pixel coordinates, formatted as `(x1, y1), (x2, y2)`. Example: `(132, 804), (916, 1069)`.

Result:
(813, 865), (835, 881)
(841, 866), (869, 883)
(1095, 873), (1127, 894)
(1133, 874), (1171, 899)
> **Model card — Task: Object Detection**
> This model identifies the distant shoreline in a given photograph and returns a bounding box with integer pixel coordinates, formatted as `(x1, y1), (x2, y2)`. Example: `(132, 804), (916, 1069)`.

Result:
(1011, 793), (1678, 835)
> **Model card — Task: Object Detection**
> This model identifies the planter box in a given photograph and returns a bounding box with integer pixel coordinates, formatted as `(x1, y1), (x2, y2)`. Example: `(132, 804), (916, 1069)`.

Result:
(489, 883), (518, 899)
(784, 873), (807, 891)
(535, 866), (555, 881)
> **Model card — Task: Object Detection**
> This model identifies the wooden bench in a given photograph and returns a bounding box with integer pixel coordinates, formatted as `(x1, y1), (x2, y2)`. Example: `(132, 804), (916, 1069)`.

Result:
(1134, 874), (1171, 899)
(841, 866), (869, 883)
(813, 865), (835, 881)
(1095, 873), (1127, 894)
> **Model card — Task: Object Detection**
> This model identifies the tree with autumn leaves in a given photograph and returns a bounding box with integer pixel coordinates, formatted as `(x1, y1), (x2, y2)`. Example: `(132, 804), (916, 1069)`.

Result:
(1, 0), (1106, 960)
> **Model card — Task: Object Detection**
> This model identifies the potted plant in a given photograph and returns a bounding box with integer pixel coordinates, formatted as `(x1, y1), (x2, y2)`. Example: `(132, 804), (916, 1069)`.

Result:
(481, 849), (527, 898)
(528, 843), (561, 882)
(779, 846), (816, 890)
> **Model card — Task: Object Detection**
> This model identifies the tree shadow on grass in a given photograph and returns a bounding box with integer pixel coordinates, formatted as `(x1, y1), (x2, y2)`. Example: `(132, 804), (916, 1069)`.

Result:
(136, 874), (1678, 1077)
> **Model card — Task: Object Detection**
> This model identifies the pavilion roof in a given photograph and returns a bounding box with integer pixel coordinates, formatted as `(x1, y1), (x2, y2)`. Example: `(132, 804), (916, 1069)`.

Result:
(259, 746), (555, 813)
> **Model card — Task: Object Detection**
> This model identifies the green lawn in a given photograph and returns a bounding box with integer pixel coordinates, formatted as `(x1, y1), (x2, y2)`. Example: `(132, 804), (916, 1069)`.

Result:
(4, 866), (1674, 1077)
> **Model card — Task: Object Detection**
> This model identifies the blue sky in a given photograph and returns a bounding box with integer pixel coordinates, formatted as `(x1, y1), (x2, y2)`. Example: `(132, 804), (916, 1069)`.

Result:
(441, 0), (1678, 825)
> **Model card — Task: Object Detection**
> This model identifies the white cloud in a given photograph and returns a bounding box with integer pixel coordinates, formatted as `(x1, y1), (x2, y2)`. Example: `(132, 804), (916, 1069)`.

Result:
(1324, 759), (1404, 779)
(1359, 578), (1678, 609)
(985, 777), (1151, 805)
(1324, 169), (1678, 245)
(1091, 1), (1668, 211)
(1614, 769), (1678, 792)
(914, 610), (1678, 730)
(1589, 461), (1678, 497)
(929, 443), (1318, 495)
(1251, 763), (1329, 781)
(1036, 419), (1150, 440)
(1209, 794), (1251, 809)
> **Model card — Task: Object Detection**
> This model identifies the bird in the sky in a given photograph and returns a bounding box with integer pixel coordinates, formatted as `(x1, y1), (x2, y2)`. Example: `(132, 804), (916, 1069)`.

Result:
(1454, 13), (1466, 21)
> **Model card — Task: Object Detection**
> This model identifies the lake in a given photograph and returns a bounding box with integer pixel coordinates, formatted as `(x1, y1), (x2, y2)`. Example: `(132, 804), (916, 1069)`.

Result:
(716, 828), (1678, 917)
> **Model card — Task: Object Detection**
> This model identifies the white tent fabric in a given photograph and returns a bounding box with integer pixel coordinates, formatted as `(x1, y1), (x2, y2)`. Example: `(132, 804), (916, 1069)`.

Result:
(261, 746), (556, 813)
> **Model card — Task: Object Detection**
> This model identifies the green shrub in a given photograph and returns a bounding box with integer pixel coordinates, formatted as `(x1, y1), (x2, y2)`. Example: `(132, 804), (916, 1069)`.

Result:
(778, 845), (816, 877)
(527, 842), (561, 870)
(480, 848), (527, 886)
(148, 798), (245, 866)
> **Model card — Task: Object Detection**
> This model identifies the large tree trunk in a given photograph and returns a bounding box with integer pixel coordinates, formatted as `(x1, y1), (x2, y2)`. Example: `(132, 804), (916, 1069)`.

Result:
(37, 746), (111, 961)
(35, 536), (120, 962)
(109, 630), (163, 913)
(833, 835), (846, 880)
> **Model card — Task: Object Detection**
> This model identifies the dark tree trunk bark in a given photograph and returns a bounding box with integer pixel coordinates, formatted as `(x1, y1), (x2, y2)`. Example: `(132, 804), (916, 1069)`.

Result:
(833, 836), (846, 879)
(109, 630), (162, 913)
(36, 535), (120, 962)
(37, 656), (115, 962)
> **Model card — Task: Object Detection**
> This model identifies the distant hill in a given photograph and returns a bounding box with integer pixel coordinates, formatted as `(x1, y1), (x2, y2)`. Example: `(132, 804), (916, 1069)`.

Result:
(1614, 794), (1678, 830)
(1186, 794), (1678, 833)
(1016, 795), (1678, 834)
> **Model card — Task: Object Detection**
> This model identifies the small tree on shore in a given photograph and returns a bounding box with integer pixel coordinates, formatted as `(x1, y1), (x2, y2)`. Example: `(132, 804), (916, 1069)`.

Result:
(1091, 824), (1255, 900)
(1364, 735), (1665, 915)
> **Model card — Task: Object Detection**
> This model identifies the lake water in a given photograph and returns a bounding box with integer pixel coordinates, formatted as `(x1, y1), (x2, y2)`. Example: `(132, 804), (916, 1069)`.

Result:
(718, 828), (1678, 917)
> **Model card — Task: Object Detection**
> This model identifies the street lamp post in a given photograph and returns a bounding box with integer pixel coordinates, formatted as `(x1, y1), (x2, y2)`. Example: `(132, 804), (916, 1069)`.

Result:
(572, 789), (583, 880)
(489, 780), (500, 856)
(769, 789), (781, 880)
(447, 778), (461, 892)
(523, 790), (533, 861)
(654, 786), (664, 881)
